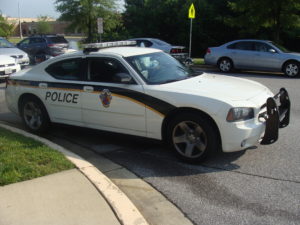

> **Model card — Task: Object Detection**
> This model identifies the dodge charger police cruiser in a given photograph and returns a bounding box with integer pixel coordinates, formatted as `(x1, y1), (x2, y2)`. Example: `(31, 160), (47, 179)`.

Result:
(5, 41), (291, 163)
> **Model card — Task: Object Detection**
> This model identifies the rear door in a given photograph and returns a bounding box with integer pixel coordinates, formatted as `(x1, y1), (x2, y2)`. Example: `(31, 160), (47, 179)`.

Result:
(43, 57), (85, 125)
(29, 38), (46, 55)
(227, 41), (255, 69)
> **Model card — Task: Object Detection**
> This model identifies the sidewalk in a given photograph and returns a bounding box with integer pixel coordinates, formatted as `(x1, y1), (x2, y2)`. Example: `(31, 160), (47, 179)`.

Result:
(0, 123), (149, 225)
(0, 169), (120, 225)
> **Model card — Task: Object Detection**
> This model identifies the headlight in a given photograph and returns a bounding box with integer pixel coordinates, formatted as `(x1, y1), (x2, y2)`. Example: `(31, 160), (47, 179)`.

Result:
(226, 107), (254, 122)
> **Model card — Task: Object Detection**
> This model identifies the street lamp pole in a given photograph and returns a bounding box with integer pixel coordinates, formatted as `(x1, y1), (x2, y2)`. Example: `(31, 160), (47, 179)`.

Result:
(18, 2), (23, 39)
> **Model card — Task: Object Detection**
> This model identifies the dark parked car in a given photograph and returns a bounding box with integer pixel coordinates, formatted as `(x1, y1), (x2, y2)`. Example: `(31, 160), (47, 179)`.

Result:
(129, 38), (193, 65)
(204, 39), (300, 77)
(16, 34), (69, 63)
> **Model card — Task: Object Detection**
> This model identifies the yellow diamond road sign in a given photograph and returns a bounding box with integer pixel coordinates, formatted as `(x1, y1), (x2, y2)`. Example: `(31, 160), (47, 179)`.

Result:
(189, 3), (195, 19)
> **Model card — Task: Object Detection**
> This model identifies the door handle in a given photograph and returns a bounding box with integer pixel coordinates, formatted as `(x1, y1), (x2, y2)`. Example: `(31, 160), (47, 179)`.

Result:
(83, 86), (94, 92)
(39, 83), (48, 88)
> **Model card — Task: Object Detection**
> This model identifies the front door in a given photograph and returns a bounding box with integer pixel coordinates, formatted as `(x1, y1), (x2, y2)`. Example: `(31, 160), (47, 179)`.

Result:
(81, 57), (146, 136)
(252, 42), (282, 70)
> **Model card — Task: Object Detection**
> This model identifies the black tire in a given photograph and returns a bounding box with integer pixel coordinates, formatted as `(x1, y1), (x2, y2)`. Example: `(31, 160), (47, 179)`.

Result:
(166, 112), (218, 163)
(20, 96), (50, 134)
(283, 61), (300, 78)
(218, 57), (233, 72)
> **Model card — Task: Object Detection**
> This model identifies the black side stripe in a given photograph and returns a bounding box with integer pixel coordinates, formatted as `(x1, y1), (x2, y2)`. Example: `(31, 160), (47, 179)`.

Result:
(11, 80), (176, 116)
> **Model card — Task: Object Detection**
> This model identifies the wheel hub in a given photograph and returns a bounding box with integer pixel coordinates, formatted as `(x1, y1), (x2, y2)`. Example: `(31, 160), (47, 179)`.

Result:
(172, 121), (208, 159)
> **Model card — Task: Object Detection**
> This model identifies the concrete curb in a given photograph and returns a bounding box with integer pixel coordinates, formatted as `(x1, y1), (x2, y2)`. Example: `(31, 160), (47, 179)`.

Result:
(0, 123), (149, 225)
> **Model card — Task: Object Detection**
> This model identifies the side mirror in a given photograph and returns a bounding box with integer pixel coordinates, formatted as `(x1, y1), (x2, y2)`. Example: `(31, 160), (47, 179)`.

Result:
(114, 73), (135, 84)
(269, 49), (276, 53)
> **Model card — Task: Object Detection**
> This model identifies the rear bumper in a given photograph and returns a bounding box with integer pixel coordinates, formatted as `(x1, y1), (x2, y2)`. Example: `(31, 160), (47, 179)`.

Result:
(259, 88), (290, 145)
(171, 53), (188, 60)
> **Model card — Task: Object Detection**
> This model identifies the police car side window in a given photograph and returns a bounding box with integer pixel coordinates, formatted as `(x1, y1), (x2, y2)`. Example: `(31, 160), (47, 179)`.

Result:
(88, 58), (131, 83)
(45, 58), (83, 80)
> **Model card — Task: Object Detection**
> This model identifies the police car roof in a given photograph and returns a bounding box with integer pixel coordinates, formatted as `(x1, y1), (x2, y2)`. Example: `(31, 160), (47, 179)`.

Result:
(87, 47), (162, 57)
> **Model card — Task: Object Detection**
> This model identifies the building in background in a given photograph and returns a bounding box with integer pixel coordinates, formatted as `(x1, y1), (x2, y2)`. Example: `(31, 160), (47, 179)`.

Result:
(4, 16), (82, 36)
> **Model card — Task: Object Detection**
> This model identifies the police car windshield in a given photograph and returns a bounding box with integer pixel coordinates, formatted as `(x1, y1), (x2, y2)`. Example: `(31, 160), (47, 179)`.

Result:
(125, 52), (200, 84)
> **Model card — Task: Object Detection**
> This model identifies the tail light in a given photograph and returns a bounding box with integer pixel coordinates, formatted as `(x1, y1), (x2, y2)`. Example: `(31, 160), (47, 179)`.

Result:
(48, 44), (55, 47)
(171, 48), (185, 54)
(170, 48), (177, 54)
(206, 48), (211, 54)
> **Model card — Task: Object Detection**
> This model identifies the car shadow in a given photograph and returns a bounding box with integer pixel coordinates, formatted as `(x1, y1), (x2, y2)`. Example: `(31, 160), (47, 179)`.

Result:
(47, 123), (246, 179)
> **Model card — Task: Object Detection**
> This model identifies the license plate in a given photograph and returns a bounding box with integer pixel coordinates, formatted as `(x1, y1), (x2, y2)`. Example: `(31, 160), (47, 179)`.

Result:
(4, 68), (12, 74)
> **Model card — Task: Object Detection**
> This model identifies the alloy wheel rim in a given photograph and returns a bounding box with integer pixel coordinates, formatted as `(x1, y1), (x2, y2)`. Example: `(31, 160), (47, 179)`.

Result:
(286, 64), (298, 77)
(220, 60), (231, 72)
(172, 121), (207, 159)
(23, 102), (42, 130)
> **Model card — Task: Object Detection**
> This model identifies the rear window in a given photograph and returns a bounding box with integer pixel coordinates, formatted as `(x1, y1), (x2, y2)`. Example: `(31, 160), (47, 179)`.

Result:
(45, 58), (84, 80)
(153, 39), (170, 46)
(48, 36), (68, 44)
(227, 42), (253, 51)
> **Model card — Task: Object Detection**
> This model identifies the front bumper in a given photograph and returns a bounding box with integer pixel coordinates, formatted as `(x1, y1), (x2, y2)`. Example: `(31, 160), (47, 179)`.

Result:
(220, 88), (290, 152)
(259, 88), (290, 145)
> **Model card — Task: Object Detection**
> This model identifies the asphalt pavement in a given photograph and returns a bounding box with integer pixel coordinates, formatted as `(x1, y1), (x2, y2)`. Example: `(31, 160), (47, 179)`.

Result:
(0, 68), (299, 225)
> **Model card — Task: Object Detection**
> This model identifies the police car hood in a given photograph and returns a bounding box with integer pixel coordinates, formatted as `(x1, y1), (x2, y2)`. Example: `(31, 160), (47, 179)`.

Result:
(160, 73), (270, 101)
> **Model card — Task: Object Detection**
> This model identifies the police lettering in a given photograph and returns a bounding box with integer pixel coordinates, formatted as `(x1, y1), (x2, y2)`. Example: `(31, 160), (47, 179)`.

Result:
(45, 91), (79, 104)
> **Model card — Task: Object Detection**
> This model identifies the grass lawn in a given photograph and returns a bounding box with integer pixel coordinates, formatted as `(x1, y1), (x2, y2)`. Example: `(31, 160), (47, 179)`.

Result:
(0, 127), (74, 186)
(8, 37), (22, 44)
(193, 58), (204, 65)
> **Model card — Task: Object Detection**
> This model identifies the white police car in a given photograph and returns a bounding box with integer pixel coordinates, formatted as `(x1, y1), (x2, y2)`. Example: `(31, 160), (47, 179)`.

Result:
(0, 55), (21, 79)
(5, 41), (290, 162)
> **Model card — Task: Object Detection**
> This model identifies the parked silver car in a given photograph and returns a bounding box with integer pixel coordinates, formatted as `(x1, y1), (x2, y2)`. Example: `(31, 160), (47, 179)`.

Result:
(0, 37), (29, 68)
(129, 38), (193, 65)
(204, 39), (300, 77)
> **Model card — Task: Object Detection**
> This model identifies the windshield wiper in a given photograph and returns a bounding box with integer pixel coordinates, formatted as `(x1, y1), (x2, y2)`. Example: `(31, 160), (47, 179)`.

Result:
(160, 78), (186, 84)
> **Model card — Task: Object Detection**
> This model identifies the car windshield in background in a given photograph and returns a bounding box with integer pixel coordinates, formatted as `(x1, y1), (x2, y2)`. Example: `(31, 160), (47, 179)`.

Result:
(49, 36), (68, 43)
(271, 42), (291, 53)
(126, 52), (199, 84)
(0, 39), (15, 48)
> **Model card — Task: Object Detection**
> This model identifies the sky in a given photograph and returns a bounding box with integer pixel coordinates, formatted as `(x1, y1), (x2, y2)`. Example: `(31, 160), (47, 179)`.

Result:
(0, 0), (60, 18)
(0, 0), (125, 19)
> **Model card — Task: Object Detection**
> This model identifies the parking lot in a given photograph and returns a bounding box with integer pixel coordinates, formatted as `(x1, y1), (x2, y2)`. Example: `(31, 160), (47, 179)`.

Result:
(0, 68), (299, 225)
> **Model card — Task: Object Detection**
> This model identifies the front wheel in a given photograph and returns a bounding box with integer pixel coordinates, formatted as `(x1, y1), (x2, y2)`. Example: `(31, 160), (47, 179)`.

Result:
(20, 96), (50, 133)
(284, 62), (299, 78)
(166, 113), (218, 163)
(218, 58), (233, 72)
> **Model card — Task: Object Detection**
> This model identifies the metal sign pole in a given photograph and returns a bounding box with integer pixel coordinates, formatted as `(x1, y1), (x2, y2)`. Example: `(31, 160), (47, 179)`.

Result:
(189, 18), (193, 58)
(188, 3), (195, 58)
(97, 18), (103, 43)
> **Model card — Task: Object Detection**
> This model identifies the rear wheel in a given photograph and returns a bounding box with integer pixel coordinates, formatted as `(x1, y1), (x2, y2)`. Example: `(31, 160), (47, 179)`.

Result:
(20, 96), (50, 133)
(283, 61), (299, 78)
(218, 58), (233, 72)
(167, 113), (218, 163)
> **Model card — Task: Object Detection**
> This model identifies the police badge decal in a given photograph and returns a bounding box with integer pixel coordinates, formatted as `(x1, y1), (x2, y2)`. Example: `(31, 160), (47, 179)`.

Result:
(100, 89), (112, 107)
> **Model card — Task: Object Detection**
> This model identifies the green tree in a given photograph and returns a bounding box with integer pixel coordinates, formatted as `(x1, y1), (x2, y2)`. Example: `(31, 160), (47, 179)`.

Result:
(123, 0), (237, 57)
(36, 16), (53, 34)
(227, 0), (300, 42)
(0, 14), (15, 38)
(55, 0), (122, 42)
